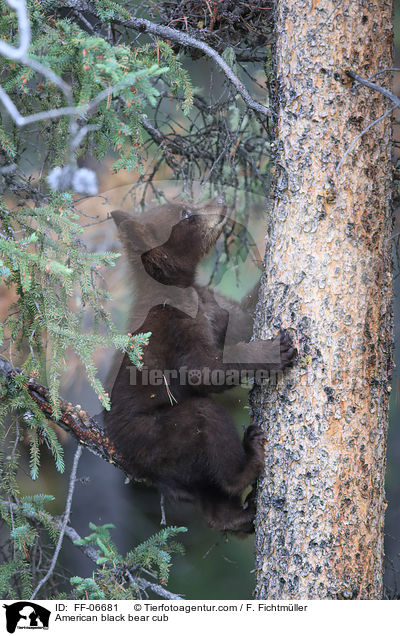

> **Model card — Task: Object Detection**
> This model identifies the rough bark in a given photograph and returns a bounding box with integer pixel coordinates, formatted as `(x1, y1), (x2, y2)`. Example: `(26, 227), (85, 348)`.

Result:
(252, 0), (393, 599)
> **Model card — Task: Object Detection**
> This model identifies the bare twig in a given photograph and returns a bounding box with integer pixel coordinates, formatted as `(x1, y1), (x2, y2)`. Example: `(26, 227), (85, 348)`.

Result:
(336, 69), (400, 174)
(369, 68), (400, 80)
(346, 69), (400, 110)
(30, 444), (83, 599)
(160, 494), (167, 526)
(20, 55), (73, 102)
(0, 89), (78, 127)
(140, 114), (214, 160)
(336, 107), (395, 174)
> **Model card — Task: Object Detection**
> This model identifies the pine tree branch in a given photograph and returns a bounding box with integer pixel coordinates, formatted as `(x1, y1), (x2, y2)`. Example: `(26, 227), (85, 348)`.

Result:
(0, 357), (183, 598)
(0, 357), (133, 478)
(59, 0), (272, 117)
(122, 17), (271, 117)
(0, 0), (30, 60)
(2, 499), (183, 600)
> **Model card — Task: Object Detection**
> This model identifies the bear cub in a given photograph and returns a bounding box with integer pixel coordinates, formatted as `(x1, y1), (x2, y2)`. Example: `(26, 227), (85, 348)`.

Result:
(104, 197), (296, 534)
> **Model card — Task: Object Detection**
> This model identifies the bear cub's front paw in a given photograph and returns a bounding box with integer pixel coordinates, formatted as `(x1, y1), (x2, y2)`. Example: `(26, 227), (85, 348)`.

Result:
(279, 329), (297, 368)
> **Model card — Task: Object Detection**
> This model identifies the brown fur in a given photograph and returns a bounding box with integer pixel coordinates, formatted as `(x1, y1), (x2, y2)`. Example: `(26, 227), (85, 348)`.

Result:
(104, 198), (296, 533)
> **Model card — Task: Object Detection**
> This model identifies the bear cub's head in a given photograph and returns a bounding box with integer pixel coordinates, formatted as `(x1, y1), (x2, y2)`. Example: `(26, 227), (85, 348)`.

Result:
(112, 196), (227, 287)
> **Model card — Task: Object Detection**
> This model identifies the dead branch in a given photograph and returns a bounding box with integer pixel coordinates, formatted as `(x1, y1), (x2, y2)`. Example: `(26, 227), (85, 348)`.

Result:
(336, 69), (400, 173)
(30, 444), (83, 600)
(346, 69), (400, 110)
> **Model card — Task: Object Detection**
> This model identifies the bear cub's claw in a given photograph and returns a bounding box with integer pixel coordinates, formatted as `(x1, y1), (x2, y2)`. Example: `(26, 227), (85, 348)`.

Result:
(243, 425), (265, 452)
(279, 329), (297, 368)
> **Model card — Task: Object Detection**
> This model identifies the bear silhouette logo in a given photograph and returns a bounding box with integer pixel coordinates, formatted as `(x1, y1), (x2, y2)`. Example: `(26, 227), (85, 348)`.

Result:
(3, 602), (50, 633)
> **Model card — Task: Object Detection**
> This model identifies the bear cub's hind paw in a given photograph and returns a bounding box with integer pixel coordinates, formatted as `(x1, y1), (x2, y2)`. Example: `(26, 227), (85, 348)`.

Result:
(243, 424), (265, 453)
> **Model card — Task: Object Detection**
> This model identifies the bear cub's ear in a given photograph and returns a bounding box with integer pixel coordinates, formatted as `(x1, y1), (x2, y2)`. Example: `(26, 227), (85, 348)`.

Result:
(111, 210), (150, 257)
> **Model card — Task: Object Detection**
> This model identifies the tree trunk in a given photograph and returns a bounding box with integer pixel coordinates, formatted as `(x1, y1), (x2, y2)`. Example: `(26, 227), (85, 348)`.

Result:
(252, 0), (393, 599)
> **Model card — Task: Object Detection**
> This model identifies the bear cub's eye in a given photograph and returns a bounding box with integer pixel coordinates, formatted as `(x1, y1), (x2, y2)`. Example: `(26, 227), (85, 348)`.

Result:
(181, 208), (196, 223)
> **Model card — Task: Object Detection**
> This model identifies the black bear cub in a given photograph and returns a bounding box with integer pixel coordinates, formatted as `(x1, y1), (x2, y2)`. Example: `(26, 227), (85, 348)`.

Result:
(105, 197), (295, 534)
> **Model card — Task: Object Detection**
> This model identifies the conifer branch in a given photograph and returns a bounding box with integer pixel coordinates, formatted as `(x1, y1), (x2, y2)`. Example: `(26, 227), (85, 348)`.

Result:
(2, 499), (183, 600)
(60, 0), (272, 117)
(0, 0), (76, 141)
(0, 0), (30, 60)
(121, 17), (272, 117)
(0, 357), (133, 478)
